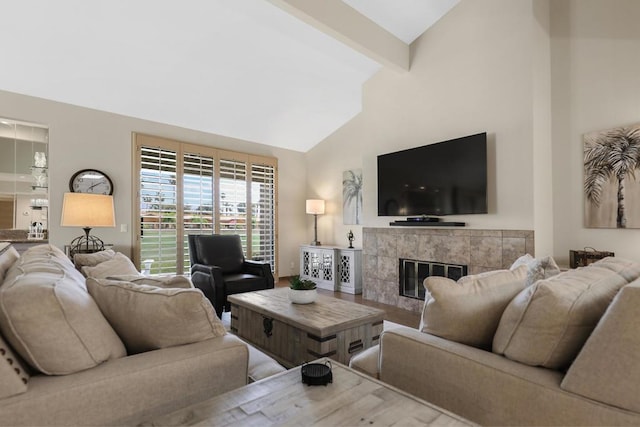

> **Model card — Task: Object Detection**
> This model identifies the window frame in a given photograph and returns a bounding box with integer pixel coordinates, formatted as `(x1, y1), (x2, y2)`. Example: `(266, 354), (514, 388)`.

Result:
(132, 133), (278, 277)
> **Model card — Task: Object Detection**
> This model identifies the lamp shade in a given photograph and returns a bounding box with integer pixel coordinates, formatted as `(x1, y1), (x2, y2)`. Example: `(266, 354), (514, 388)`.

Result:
(60, 193), (116, 227)
(306, 199), (325, 215)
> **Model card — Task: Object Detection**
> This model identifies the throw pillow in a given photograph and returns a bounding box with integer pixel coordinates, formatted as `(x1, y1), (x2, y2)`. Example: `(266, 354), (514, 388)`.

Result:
(21, 244), (68, 261)
(0, 246), (20, 281)
(510, 254), (561, 286)
(86, 278), (227, 354)
(82, 252), (140, 279)
(106, 274), (193, 289)
(0, 334), (29, 399)
(74, 249), (116, 270)
(561, 281), (640, 413)
(493, 257), (640, 369)
(0, 247), (126, 375)
(419, 265), (528, 349)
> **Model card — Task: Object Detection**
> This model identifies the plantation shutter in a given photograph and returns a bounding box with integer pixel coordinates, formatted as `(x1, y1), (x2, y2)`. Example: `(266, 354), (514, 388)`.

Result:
(139, 145), (179, 275)
(134, 133), (278, 278)
(219, 158), (248, 251)
(182, 149), (215, 273)
(250, 160), (276, 272)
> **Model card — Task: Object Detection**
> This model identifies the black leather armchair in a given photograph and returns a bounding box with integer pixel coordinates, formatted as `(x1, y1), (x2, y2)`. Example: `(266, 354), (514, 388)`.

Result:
(188, 234), (275, 318)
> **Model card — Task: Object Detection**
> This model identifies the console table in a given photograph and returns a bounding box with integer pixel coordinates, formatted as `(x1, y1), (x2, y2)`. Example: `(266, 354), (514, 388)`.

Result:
(299, 245), (362, 294)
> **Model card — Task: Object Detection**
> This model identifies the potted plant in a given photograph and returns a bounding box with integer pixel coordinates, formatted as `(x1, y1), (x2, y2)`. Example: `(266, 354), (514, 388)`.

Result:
(288, 275), (317, 304)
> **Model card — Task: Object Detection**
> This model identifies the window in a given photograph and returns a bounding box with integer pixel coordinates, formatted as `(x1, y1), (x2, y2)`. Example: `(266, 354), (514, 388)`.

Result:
(133, 134), (278, 277)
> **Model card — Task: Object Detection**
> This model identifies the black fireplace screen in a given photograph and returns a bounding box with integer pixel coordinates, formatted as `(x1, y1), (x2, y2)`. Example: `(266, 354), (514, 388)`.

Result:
(399, 258), (468, 300)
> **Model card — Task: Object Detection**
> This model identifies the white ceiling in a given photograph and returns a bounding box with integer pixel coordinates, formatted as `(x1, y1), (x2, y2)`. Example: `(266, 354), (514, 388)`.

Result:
(343, 0), (460, 44)
(0, 0), (458, 152)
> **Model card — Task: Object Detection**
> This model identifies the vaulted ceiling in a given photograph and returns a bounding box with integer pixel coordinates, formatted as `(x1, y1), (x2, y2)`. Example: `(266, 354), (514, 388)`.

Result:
(0, 0), (459, 152)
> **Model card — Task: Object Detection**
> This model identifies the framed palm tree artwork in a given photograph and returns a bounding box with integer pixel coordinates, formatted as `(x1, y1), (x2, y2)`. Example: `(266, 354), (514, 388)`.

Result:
(584, 123), (640, 228)
(343, 169), (362, 225)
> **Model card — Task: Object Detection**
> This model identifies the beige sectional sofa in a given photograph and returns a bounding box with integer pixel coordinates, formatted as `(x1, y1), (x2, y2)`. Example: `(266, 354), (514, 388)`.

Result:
(0, 243), (283, 426)
(351, 257), (640, 426)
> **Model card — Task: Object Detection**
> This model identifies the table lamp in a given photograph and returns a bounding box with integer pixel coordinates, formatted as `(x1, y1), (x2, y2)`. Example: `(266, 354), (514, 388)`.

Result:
(61, 192), (115, 257)
(306, 199), (325, 246)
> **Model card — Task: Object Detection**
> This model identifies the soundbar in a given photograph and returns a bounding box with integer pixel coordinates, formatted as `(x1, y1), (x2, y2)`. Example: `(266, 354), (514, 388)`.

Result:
(406, 216), (440, 222)
(390, 220), (466, 227)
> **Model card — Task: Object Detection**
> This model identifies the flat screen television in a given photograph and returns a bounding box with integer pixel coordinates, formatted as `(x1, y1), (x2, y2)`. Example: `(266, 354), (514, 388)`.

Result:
(377, 132), (487, 217)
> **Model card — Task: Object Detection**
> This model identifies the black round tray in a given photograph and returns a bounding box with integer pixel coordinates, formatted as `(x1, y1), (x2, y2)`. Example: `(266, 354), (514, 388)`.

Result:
(301, 361), (333, 386)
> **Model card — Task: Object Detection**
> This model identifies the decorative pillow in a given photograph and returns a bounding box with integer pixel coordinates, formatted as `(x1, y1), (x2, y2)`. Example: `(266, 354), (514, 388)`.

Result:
(493, 257), (640, 369)
(511, 254), (561, 286)
(21, 244), (68, 261)
(74, 249), (116, 270)
(561, 281), (640, 413)
(0, 248), (126, 375)
(0, 246), (20, 281)
(82, 252), (140, 278)
(419, 265), (528, 349)
(0, 334), (29, 399)
(86, 278), (227, 354)
(106, 274), (193, 289)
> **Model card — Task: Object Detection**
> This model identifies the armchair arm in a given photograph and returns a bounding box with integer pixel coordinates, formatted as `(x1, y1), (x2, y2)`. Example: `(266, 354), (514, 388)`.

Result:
(190, 263), (226, 317)
(243, 260), (275, 289)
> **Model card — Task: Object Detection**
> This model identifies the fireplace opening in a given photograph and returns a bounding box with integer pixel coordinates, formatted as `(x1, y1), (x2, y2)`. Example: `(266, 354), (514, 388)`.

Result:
(399, 258), (468, 300)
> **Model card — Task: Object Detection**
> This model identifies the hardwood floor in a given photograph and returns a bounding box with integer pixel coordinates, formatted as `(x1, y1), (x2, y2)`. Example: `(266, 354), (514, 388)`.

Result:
(276, 277), (420, 329)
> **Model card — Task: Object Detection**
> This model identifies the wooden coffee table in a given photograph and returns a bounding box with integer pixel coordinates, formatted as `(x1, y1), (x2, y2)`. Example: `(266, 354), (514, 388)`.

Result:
(228, 288), (384, 367)
(143, 360), (475, 426)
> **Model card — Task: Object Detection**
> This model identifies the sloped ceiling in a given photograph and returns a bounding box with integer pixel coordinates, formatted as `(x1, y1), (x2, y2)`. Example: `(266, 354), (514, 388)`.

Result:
(0, 0), (458, 152)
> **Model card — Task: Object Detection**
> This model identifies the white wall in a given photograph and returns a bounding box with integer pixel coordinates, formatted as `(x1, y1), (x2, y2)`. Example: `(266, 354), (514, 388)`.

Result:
(305, 0), (537, 250)
(306, 0), (640, 266)
(532, 0), (554, 257)
(550, 0), (640, 264)
(0, 90), (307, 277)
(5, 0), (638, 271)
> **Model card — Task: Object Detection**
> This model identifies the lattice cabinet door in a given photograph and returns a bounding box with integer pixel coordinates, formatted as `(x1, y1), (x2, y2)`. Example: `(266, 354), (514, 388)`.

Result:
(337, 248), (362, 294)
(299, 245), (338, 291)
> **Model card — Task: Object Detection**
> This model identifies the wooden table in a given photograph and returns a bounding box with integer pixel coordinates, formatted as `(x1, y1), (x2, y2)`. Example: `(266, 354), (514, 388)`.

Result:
(142, 360), (475, 426)
(228, 288), (384, 367)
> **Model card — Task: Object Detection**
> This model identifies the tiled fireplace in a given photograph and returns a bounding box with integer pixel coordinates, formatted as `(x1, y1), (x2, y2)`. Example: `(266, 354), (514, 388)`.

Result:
(362, 228), (534, 312)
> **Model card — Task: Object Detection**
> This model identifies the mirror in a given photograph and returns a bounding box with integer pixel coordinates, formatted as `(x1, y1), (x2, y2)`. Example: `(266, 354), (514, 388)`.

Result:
(0, 118), (49, 240)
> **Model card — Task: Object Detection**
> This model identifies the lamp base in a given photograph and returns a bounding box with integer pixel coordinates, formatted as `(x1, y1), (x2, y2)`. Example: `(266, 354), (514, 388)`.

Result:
(68, 227), (105, 258)
(310, 241), (321, 246)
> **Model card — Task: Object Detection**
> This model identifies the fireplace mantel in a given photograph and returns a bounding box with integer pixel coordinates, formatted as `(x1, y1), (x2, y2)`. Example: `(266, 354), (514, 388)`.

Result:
(362, 228), (534, 312)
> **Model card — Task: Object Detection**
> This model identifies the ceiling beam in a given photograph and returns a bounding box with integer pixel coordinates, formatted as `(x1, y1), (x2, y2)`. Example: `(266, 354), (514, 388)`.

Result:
(268, 0), (409, 72)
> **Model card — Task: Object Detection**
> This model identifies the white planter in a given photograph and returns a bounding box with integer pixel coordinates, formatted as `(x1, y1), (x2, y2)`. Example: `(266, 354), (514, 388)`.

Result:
(289, 288), (317, 304)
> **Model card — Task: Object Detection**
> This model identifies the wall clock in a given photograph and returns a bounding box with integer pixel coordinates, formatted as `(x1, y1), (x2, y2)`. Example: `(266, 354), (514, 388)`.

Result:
(69, 169), (114, 195)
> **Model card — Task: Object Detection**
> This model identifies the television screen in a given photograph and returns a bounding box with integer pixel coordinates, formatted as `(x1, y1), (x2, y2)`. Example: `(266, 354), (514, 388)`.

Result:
(377, 132), (487, 216)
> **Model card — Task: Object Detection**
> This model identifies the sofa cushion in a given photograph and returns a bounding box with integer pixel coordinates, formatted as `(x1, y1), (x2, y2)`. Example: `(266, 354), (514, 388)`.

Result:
(0, 334), (29, 399)
(510, 254), (561, 286)
(73, 249), (116, 270)
(86, 278), (227, 354)
(0, 336), (250, 426)
(561, 281), (640, 413)
(245, 342), (286, 382)
(0, 245), (20, 281)
(419, 265), (528, 349)
(349, 344), (380, 379)
(82, 252), (140, 278)
(0, 246), (126, 375)
(493, 257), (640, 369)
(106, 274), (193, 289)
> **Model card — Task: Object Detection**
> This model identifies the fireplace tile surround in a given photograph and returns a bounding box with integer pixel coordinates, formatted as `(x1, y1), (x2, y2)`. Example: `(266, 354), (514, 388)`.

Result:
(362, 228), (534, 313)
